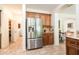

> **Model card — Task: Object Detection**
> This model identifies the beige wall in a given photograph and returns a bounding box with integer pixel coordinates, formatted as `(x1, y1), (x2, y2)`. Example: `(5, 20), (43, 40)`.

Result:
(59, 13), (76, 32)
(0, 5), (22, 49)
(1, 10), (9, 48)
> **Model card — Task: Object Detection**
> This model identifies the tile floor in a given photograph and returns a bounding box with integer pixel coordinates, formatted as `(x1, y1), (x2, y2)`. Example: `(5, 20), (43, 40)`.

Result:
(0, 38), (66, 55)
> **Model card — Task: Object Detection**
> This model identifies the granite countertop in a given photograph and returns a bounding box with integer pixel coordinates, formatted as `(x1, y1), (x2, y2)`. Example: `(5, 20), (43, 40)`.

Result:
(66, 32), (79, 39)
(66, 36), (79, 39)
(66, 34), (79, 39)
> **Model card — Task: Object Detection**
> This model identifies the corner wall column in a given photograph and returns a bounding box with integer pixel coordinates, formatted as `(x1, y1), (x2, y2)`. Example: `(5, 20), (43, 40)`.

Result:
(21, 4), (26, 50)
(53, 13), (59, 46)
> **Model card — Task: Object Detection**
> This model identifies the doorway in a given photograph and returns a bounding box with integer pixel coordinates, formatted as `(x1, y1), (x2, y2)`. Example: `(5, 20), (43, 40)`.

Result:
(9, 20), (12, 44)
(58, 20), (65, 43)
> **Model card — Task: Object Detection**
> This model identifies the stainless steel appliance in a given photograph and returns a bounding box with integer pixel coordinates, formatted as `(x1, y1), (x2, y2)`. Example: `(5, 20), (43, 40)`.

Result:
(27, 17), (43, 49)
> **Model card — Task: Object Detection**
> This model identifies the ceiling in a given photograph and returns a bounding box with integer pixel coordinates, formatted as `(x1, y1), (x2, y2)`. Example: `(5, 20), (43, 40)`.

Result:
(26, 4), (76, 14)
(26, 4), (60, 12)
(59, 4), (76, 14)
(0, 4), (75, 14)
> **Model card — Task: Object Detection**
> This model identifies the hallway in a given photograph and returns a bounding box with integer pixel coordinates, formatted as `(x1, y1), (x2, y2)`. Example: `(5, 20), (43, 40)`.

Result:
(0, 38), (66, 55)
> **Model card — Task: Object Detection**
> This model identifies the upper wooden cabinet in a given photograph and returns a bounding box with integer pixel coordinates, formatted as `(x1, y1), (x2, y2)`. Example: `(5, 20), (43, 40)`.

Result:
(41, 14), (51, 26)
(44, 14), (51, 26)
(40, 14), (46, 25)
(27, 12), (35, 17)
(26, 12), (40, 18)
(26, 12), (51, 26)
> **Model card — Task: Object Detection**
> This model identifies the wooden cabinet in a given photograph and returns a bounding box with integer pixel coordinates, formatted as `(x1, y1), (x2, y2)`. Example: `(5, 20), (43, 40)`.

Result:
(67, 46), (77, 55)
(66, 37), (79, 55)
(43, 33), (54, 46)
(26, 12), (36, 17)
(40, 14), (46, 25)
(45, 14), (51, 26)
(41, 14), (51, 26)
(76, 40), (79, 54)
(26, 12), (51, 26)
(26, 12), (53, 46)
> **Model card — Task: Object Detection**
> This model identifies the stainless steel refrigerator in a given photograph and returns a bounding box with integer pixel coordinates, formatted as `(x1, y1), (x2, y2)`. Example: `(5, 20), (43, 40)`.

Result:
(26, 17), (43, 49)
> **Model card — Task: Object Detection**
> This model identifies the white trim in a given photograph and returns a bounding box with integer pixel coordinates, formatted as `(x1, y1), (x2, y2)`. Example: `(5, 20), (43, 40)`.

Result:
(22, 4), (26, 50)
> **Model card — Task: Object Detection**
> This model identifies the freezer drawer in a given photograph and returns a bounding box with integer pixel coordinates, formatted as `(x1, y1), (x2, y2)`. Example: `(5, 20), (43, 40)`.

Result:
(27, 39), (36, 49)
(30, 40), (36, 49)
(27, 38), (43, 49)
(36, 38), (43, 48)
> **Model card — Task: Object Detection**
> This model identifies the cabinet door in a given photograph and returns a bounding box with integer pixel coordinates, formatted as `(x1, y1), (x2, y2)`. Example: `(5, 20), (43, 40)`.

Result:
(43, 34), (49, 45)
(77, 40), (79, 55)
(77, 49), (79, 55)
(66, 37), (76, 47)
(43, 34), (47, 45)
(67, 46), (77, 55)
(45, 14), (51, 26)
(48, 15), (51, 26)
(49, 33), (54, 44)
(41, 14), (46, 25)
(27, 12), (36, 17)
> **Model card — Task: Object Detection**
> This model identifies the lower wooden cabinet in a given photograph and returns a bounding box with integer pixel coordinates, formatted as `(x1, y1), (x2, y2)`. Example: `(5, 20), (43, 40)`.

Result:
(43, 33), (54, 46)
(66, 37), (79, 55)
(66, 46), (77, 55)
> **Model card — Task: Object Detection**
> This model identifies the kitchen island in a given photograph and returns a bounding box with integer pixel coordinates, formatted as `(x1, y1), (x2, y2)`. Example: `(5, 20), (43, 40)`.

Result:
(66, 35), (79, 55)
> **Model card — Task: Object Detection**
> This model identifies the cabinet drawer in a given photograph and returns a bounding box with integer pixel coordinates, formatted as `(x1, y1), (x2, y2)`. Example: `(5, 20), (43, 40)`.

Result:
(66, 37), (76, 47)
